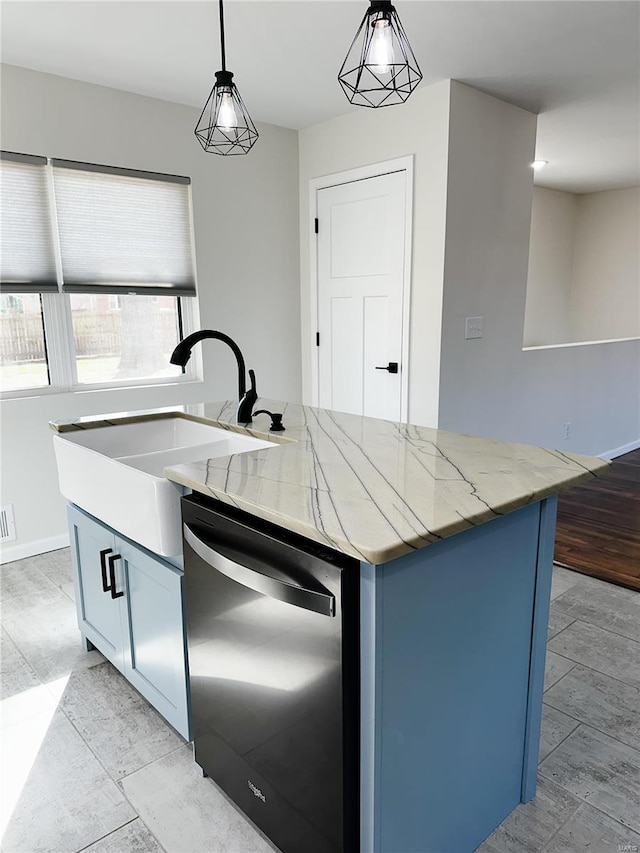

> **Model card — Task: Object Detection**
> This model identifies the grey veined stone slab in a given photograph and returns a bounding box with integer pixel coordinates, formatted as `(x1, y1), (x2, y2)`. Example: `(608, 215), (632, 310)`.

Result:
(55, 661), (183, 780)
(476, 775), (581, 853)
(545, 665), (640, 752)
(548, 620), (640, 689)
(540, 725), (640, 834)
(547, 605), (575, 641)
(82, 819), (164, 853)
(1, 577), (104, 683)
(121, 745), (279, 853)
(27, 547), (76, 601)
(539, 704), (580, 763)
(545, 802), (640, 853)
(0, 627), (41, 702)
(1, 708), (135, 853)
(544, 650), (575, 692)
(0, 556), (59, 601)
(552, 578), (640, 643)
(550, 566), (582, 601)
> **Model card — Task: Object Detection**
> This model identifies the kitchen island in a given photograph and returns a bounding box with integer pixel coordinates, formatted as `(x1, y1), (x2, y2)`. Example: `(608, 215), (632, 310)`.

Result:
(52, 400), (608, 853)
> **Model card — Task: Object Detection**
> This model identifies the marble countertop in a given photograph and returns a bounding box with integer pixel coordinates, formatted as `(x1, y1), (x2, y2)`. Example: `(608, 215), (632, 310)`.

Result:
(51, 400), (609, 564)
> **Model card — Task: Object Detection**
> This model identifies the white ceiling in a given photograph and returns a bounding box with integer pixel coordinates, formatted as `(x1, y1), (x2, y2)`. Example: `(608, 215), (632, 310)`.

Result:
(1, 0), (639, 193)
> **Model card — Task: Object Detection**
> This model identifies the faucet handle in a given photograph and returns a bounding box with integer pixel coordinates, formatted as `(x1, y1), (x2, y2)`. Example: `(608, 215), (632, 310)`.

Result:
(237, 368), (258, 424)
(253, 410), (285, 432)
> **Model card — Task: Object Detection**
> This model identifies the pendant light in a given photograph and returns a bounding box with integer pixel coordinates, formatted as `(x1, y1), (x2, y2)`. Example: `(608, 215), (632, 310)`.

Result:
(194, 0), (258, 155)
(338, 0), (423, 108)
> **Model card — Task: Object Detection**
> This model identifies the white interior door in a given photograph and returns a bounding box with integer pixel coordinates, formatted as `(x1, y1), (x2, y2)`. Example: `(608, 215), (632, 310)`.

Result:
(316, 170), (408, 421)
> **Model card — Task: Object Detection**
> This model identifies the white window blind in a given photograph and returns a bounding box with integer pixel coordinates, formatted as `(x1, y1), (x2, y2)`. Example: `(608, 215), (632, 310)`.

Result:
(0, 152), (58, 292)
(51, 160), (196, 297)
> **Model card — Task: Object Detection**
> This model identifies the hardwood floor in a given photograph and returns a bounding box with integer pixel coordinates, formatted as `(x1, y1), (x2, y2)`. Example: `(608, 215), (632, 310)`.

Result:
(554, 448), (640, 591)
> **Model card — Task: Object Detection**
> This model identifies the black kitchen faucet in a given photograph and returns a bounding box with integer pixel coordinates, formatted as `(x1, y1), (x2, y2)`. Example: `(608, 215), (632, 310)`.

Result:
(170, 330), (257, 424)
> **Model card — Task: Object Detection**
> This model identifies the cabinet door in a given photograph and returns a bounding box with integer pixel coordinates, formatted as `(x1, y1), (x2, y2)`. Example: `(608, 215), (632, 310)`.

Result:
(67, 504), (126, 671)
(117, 536), (190, 740)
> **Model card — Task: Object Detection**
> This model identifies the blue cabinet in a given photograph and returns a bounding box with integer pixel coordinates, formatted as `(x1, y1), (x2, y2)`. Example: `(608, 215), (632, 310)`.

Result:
(360, 498), (557, 853)
(68, 504), (191, 740)
(68, 504), (126, 670)
(119, 536), (190, 737)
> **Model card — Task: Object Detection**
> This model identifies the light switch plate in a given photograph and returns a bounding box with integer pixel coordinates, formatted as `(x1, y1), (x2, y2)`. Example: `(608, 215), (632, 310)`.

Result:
(465, 316), (483, 340)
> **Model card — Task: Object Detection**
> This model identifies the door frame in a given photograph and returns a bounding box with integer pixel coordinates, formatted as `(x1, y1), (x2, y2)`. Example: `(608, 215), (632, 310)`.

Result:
(308, 156), (414, 422)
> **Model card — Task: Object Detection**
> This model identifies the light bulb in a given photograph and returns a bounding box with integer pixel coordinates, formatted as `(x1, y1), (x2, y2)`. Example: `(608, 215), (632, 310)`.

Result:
(367, 18), (394, 75)
(217, 90), (238, 132)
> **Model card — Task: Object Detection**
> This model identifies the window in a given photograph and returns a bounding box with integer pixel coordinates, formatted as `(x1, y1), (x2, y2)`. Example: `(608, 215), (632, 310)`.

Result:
(69, 294), (183, 385)
(0, 152), (198, 396)
(0, 293), (50, 392)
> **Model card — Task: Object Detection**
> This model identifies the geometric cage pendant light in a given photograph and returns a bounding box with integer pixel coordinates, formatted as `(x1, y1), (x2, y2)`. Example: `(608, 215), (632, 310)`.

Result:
(194, 0), (259, 155)
(338, 0), (423, 108)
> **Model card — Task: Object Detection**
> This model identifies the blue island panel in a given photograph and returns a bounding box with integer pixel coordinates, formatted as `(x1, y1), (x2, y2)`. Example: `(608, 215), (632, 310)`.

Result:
(373, 500), (553, 853)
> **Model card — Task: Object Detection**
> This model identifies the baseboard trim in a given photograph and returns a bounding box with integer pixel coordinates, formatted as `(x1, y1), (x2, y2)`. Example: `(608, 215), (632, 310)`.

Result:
(0, 533), (70, 565)
(600, 438), (640, 460)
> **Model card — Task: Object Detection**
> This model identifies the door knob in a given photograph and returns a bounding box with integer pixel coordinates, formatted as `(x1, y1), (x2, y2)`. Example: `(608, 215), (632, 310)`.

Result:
(375, 362), (399, 374)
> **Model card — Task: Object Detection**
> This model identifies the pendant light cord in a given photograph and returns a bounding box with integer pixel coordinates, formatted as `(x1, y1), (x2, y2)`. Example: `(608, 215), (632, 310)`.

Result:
(218, 0), (227, 71)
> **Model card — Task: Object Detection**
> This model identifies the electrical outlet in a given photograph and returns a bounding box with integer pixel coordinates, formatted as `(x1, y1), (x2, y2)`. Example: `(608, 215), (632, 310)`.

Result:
(465, 317), (483, 340)
(563, 422), (571, 441)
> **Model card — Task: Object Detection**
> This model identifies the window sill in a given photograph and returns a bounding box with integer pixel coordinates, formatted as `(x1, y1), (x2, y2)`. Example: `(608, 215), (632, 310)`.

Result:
(0, 375), (203, 402)
(522, 336), (640, 352)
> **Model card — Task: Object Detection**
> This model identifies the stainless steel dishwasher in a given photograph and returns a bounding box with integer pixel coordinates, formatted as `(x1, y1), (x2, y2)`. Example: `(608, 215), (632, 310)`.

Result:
(181, 493), (360, 853)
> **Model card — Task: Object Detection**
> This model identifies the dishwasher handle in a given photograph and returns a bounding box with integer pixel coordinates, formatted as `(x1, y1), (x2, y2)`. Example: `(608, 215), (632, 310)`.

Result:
(183, 524), (335, 617)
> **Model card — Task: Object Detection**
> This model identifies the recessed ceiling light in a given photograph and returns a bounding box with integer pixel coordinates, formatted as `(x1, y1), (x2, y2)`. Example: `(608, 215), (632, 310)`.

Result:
(532, 160), (548, 170)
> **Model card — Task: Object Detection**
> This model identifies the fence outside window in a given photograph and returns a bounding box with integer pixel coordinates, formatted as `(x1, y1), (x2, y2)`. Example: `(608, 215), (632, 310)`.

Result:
(0, 310), (179, 363)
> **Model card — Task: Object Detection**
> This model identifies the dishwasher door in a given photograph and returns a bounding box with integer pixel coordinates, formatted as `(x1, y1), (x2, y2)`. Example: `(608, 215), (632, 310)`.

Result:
(182, 495), (359, 853)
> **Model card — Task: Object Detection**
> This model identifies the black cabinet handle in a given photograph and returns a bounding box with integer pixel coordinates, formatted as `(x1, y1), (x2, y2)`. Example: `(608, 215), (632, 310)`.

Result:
(375, 362), (399, 374)
(100, 548), (113, 592)
(108, 554), (124, 599)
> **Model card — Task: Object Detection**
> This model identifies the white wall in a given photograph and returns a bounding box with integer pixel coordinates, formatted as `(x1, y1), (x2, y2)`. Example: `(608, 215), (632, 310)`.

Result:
(524, 188), (576, 346)
(439, 82), (538, 439)
(438, 82), (640, 456)
(524, 185), (640, 346)
(0, 64), (301, 559)
(299, 79), (639, 455)
(571, 187), (640, 341)
(298, 81), (451, 428)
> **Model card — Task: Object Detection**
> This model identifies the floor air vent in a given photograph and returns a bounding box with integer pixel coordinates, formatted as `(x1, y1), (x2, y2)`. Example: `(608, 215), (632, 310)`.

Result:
(0, 505), (16, 542)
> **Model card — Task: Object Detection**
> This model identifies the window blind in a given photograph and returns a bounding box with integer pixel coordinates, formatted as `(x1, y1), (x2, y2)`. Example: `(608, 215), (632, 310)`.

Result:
(0, 151), (58, 292)
(51, 160), (196, 297)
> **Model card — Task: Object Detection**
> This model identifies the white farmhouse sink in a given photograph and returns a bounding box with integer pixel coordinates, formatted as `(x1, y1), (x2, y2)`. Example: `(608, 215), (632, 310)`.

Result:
(53, 416), (274, 556)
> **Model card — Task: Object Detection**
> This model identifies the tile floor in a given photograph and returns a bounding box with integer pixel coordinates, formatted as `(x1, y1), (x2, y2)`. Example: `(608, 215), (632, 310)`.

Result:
(1, 550), (639, 853)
